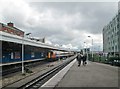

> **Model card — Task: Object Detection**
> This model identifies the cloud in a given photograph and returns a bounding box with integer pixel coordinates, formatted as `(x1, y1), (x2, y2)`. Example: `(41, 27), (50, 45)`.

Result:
(0, 0), (118, 51)
(62, 44), (78, 49)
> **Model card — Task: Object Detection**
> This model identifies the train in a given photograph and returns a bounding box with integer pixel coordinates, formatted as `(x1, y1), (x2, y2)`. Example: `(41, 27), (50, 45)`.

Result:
(47, 50), (74, 61)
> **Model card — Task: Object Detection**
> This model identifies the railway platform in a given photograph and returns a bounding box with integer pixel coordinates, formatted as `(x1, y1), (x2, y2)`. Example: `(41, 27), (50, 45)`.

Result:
(41, 59), (119, 89)
(2, 55), (76, 88)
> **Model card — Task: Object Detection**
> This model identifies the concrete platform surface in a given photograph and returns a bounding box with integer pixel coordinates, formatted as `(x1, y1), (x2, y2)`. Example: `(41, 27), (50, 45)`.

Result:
(41, 60), (119, 89)
(56, 61), (119, 88)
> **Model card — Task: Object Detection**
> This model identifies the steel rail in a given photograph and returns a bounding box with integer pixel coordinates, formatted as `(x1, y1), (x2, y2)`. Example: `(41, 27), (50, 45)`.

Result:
(18, 56), (76, 89)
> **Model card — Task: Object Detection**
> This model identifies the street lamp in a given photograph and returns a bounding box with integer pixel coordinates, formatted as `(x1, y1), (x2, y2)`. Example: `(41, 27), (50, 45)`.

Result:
(84, 42), (88, 61)
(22, 33), (31, 74)
(88, 36), (94, 61)
(84, 42), (86, 54)
(98, 46), (100, 51)
(84, 42), (86, 47)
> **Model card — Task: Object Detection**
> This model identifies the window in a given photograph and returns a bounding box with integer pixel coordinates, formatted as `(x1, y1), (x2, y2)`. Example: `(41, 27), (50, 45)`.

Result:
(117, 24), (119, 29)
(31, 52), (35, 58)
(15, 52), (20, 59)
(115, 45), (118, 51)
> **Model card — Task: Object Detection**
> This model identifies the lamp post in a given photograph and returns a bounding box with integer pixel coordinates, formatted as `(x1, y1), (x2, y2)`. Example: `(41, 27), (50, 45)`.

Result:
(88, 36), (94, 61)
(98, 46), (100, 51)
(22, 33), (31, 74)
(84, 42), (86, 55)
(84, 42), (88, 61)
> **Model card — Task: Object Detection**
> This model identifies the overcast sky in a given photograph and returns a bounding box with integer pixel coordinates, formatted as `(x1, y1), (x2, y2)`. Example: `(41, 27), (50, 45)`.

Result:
(0, 0), (119, 51)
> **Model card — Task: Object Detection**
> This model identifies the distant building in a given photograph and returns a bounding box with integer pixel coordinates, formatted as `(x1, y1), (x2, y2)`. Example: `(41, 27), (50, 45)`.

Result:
(81, 48), (90, 55)
(0, 22), (24, 37)
(103, 13), (120, 55)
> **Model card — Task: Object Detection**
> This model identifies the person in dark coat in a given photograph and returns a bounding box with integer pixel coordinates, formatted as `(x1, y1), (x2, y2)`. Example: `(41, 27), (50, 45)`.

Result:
(82, 54), (87, 66)
(76, 53), (82, 67)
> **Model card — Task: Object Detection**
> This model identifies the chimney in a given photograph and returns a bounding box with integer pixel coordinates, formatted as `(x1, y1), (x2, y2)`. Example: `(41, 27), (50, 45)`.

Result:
(7, 22), (14, 27)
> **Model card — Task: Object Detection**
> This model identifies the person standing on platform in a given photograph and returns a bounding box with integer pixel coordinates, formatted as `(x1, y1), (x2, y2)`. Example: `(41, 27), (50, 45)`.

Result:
(82, 54), (87, 66)
(76, 53), (82, 67)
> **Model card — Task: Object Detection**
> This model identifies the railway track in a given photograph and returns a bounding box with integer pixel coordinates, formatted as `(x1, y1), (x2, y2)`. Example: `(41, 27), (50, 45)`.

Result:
(17, 56), (76, 89)
(2, 61), (48, 77)
(2, 67), (21, 76)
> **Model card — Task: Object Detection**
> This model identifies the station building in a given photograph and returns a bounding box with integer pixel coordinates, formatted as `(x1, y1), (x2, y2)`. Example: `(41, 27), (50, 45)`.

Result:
(81, 48), (90, 55)
(103, 12), (120, 56)
(0, 22), (68, 64)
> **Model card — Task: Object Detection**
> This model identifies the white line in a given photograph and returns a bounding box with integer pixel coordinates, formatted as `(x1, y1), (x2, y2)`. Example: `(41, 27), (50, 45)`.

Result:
(40, 59), (76, 88)
(0, 58), (45, 66)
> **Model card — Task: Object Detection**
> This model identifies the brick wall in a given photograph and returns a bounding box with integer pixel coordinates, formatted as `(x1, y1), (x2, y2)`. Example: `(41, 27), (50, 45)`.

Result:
(0, 23), (24, 37)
